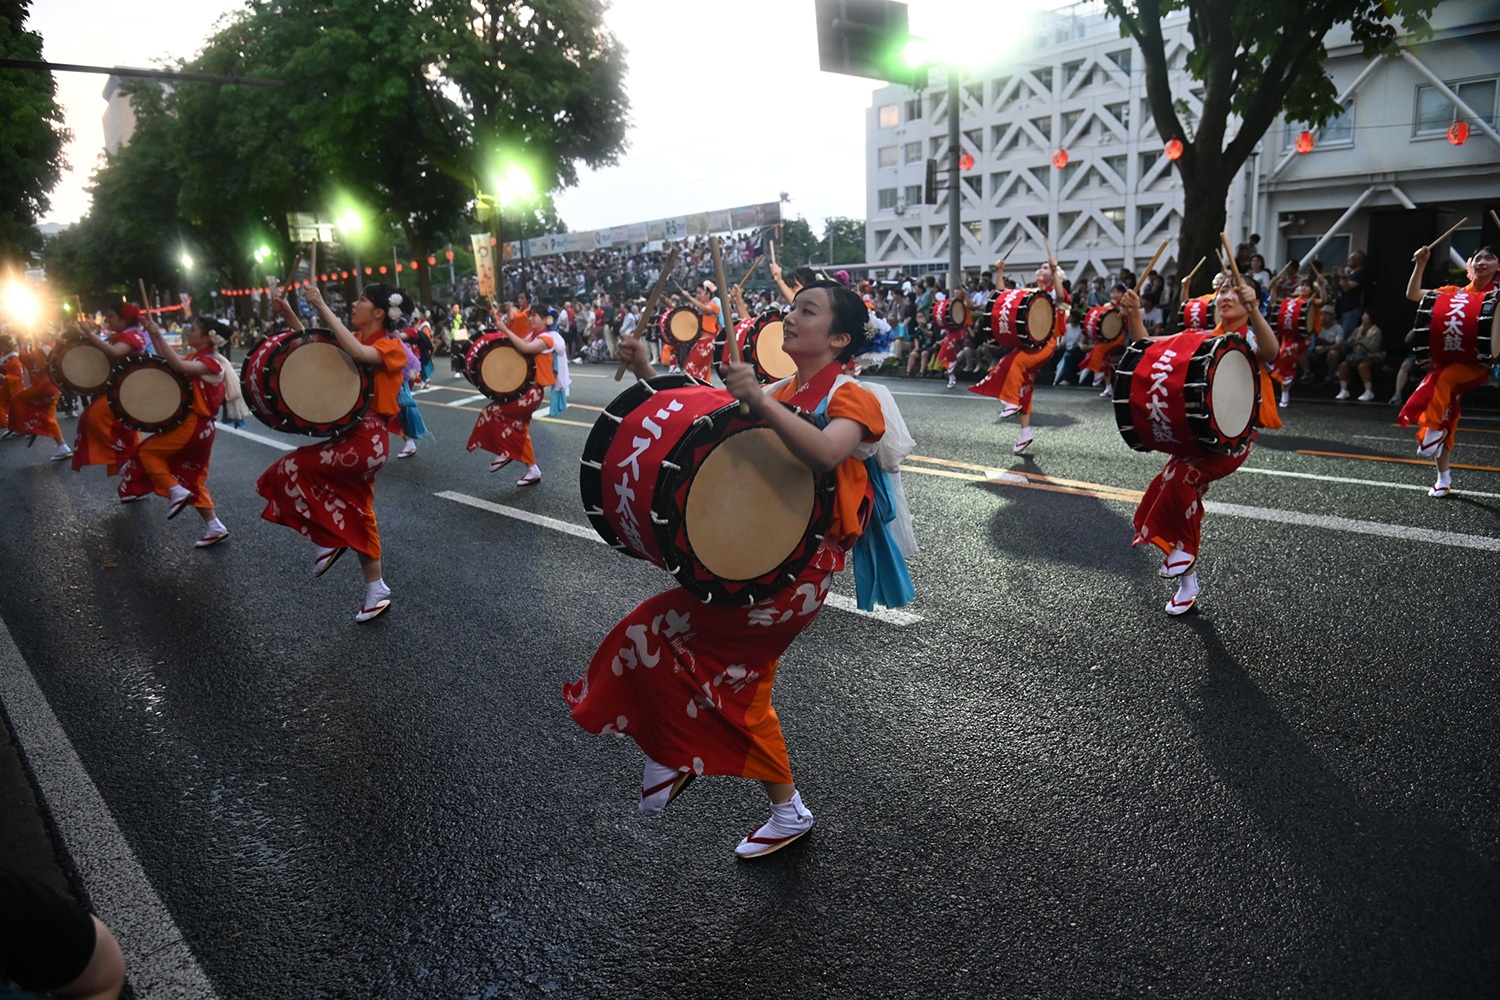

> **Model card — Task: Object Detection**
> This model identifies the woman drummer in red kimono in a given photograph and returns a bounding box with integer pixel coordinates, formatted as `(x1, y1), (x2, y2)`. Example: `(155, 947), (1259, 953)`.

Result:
(116, 315), (231, 548)
(567, 280), (888, 859)
(1119, 275), (1279, 616)
(257, 283), (408, 621)
(970, 254), (1070, 454)
(1400, 244), (1498, 497)
(70, 304), (148, 478)
(6, 335), (70, 460)
(465, 304), (559, 487)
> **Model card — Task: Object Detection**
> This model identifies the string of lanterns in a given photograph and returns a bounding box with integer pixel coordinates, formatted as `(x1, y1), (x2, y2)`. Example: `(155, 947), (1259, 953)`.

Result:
(219, 250), (457, 296)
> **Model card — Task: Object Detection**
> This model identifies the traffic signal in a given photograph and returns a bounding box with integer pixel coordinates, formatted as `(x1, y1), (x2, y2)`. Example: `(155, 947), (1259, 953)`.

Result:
(814, 0), (914, 84)
(924, 158), (938, 205)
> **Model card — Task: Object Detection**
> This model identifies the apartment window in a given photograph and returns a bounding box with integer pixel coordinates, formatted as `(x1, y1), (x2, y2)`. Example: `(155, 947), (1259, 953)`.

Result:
(1285, 101), (1355, 149)
(1063, 59), (1084, 85)
(1104, 102), (1130, 129)
(962, 175), (982, 197)
(878, 146), (898, 168)
(1059, 160), (1081, 186)
(1032, 67), (1053, 93)
(1061, 109), (1083, 134)
(1414, 77), (1497, 135)
(903, 184), (923, 206)
(963, 128), (983, 151)
(874, 229), (891, 247)
(1032, 115), (1052, 140)
(905, 97), (923, 120)
(878, 188), (898, 210)
(878, 104), (899, 128)
(1139, 152), (1159, 176)
(964, 220), (983, 242)
(992, 76), (1012, 105)
(1107, 48), (1132, 74)
(964, 80), (984, 104)
(1103, 155), (1127, 179)
(1101, 207), (1125, 229)
(904, 141), (922, 164)
(1138, 205), (1159, 232)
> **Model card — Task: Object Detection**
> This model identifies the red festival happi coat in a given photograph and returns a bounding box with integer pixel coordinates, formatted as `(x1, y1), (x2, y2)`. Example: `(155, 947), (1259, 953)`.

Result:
(256, 332), (406, 559)
(71, 327), (147, 475)
(117, 352), (225, 509)
(970, 286), (1068, 413)
(564, 366), (884, 783)
(1398, 281), (1495, 452)
(466, 332), (555, 463)
(8, 348), (61, 438)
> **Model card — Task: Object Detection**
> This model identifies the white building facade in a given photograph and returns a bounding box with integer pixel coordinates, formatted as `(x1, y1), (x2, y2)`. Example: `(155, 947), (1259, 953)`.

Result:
(864, 0), (1499, 304)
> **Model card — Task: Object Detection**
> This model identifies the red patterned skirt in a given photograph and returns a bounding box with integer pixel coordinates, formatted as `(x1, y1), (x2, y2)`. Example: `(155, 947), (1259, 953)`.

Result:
(118, 413), (216, 509)
(1132, 442), (1253, 559)
(466, 386), (544, 465)
(71, 395), (139, 476)
(10, 381), (61, 438)
(969, 340), (1056, 414)
(564, 547), (844, 784)
(256, 412), (390, 558)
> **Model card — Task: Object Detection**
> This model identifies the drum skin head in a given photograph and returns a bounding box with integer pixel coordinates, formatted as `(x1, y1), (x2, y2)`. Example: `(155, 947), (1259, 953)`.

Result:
(1025, 296), (1054, 344)
(754, 320), (798, 380)
(667, 309), (701, 344)
(280, 342), (363, 424)
(1099, 310), (1124, 340)
(61, 343), (111, 391)
(1209, 349), (1255, 440)
(480, 345), (528, 395)
(684, 427), (815, 582)
(117, 366), (184, 425)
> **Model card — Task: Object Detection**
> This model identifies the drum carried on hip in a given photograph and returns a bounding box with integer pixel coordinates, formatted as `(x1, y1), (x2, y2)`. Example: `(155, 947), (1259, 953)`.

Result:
(660, 306), (703, 345)
(48, 337), (113, 395)
(1112, 330), (1259, 457)
(980, 288), (1055, 352)
(933, 297), (970, 332)
(580, 374), (837, 606)
(735, 311), (798, 383)
(1180, 295), (1216, 331)
(241, 328), (372, 436)
(1412, 287), (1499, 366)
(465, 332), (537, 404)
(105, 356), (192, 433)
(1083, 304), (1125, 344)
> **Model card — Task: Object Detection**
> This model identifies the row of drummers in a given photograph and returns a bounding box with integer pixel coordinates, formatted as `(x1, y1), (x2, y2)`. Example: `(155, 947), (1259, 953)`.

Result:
(39, 302), (804, 441)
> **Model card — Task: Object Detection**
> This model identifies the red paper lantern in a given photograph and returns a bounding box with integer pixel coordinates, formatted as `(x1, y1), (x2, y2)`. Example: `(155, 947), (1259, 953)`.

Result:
(959, 151), (975, 171)
(445, 250), (455, 261)
(379, 266), (388, 274)
(427, 256), (437, 266)
(410, 260), (420, 270)
(1164, 138), (1184, 161)
(365, 267), (373, 275)
(1051, 149), (1069, 169)
(341, 271), (349, 279)
(1448, 121), (1470, 145)
(395, 264), (403, 273)
(1295, 130), (1315, 154)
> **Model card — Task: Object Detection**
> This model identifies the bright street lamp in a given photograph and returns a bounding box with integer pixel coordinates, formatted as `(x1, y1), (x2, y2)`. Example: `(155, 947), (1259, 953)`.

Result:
(180, 253), (194, 270)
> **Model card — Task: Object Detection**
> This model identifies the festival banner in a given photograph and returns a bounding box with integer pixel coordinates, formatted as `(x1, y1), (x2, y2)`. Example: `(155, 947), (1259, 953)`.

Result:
(471, 233), (496, 298)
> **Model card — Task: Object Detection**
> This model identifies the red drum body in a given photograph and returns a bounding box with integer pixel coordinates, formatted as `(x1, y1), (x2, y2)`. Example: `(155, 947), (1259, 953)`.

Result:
(1112, 330), (1259, 457)
(660, 306), (702, 345)
(49, 337), (113, 395)
(580, 374), (836, 606)
(241, 328), (372, 437)
(933, 297), (970, 331)
(465, 332), (537, 404)
(1180, 296), (1216, 331)
(735, 311), (797, 384)
(1084, 304), (1125, 343)
(105, 356), (192, 433)
(1276, 297), (1313, 339)
(1413, 287), (1499, 366)
(987, 288), (1055, 352)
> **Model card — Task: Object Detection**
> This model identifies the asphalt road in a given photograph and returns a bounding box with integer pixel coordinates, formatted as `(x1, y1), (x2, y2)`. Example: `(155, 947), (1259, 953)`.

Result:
(2, 363), (1497, 999)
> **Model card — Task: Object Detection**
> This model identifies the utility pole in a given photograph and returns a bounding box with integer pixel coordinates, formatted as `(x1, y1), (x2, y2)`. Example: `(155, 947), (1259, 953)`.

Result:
(947, 67), (961, 293)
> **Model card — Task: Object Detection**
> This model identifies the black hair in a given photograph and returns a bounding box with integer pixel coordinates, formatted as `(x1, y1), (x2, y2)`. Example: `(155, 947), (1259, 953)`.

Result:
(796, 280), (869, 362)
(193, 316), (229, 339)
(361, 283), (406, 330)
(1473, 245), (1500, 261)
(786, 266), (819, 290)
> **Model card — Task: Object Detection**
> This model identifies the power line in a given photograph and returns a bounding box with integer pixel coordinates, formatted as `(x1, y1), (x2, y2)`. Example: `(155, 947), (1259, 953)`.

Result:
(0, 59), (283, 88)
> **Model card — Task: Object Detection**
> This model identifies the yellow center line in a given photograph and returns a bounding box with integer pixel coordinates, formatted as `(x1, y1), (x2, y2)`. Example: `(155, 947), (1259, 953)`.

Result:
(1297, 449), (1500, 473)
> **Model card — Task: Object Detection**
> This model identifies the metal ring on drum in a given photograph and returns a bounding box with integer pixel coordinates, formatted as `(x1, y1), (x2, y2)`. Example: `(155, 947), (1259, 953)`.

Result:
(105, 356), (192, 433)
(464, 332), (537, 404)
(579, 374), (836, 606)
(1084, 304), (1124, 343)
(934, 297), (970, 331)
(737, 312), (798, 383)
(49, 338), (113, 395)
(990, 288), (1055, 352)
(241, 328), (373, 436)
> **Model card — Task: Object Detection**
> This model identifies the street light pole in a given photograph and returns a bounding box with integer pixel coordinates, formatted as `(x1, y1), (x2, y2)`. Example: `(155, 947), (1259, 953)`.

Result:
(948, 67), (962, 293)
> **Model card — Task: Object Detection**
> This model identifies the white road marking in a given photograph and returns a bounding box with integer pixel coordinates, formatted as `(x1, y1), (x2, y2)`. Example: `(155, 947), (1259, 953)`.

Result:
(0, 620), (222, 999)
(445, 394), (488, 407)
(435, 490), (923, 626)
(1203, 501), (1500, 552)
(1353, 434), (1500, 451)
(216, 424), (294, 451)
(1239, 466), (1500, 499)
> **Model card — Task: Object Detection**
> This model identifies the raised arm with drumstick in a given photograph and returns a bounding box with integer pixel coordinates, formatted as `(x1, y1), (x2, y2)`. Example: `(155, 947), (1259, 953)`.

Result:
(1397, 238), (1499, 497)
(252, 281), (411, 623)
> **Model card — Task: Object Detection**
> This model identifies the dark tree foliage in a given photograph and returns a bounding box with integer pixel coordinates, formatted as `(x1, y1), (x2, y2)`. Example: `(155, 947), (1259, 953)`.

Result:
(0, 0), (69, 261)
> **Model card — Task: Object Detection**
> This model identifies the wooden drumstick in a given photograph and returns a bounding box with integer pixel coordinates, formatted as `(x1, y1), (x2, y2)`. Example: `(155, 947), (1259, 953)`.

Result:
(1135, 239), (1170, 294)
(614, 247), (679, 381)
(1219, 233), (1243, 286)
(1000, 233), (1024, 264)
(1415, 217), (1467, 260)
(734, 256), (762, 291)
(309, 240), (318, 287)
(1490, 209), (1500, 231)
(710, 236), (749, 415)
(769, 240), (777, 267)
(137, 278), (149, 315)
(1184, 256), (1208, 283)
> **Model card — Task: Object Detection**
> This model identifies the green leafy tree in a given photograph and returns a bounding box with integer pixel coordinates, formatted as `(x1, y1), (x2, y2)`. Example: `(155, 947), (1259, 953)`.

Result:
(777, 218), (820, 268)
(0, 0), (69, 261)
(822, 217), (867, 266)
(1102, 0), (1439, 295)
